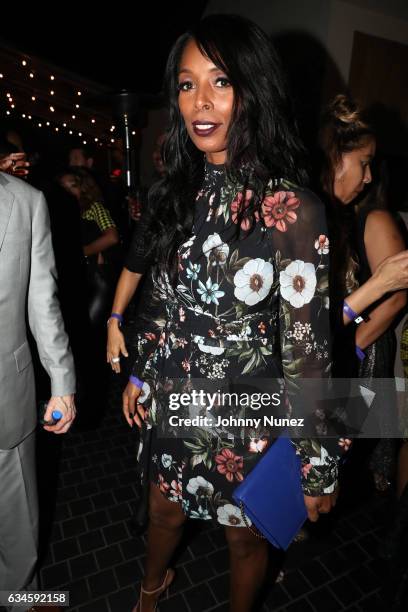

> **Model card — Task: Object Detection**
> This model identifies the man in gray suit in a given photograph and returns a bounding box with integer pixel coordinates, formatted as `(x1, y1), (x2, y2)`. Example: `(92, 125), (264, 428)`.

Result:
(0, 162), (76, 611)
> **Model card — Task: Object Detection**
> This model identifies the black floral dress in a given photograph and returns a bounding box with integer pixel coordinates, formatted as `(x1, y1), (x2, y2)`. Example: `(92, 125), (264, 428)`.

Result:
(128, 162), (344, 528)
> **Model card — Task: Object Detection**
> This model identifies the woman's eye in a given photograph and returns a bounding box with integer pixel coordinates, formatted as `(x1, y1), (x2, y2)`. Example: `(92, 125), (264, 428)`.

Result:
(178, 81), (193, 92)
(215, 76), (231, 88)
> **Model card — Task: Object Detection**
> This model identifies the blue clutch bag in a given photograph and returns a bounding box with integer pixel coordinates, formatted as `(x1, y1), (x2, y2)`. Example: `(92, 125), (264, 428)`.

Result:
(232, 435), (307, 550)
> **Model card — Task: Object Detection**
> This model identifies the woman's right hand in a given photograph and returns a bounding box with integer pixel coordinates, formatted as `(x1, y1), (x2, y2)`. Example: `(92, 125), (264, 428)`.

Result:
(122, 382), (145, 428)
(107, 319), (129, 373)
(373, 250), (408, 293)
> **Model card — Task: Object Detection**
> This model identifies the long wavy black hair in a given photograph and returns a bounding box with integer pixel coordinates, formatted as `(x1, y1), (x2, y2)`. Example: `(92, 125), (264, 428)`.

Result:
(146, 14), (308, 284)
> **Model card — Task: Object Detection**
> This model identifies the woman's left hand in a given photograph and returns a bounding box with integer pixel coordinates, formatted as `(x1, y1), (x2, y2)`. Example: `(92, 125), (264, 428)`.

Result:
(304, 488), (339, 522)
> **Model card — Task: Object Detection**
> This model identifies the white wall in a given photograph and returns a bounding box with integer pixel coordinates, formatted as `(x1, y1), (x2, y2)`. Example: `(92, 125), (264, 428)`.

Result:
(205, 0), (408, 83)
(327, 0), (408, 83)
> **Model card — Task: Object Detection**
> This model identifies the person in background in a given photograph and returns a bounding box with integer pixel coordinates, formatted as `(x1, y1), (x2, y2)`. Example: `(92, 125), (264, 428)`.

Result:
(0, 162), (76, 612)
(318, 94), (407, 491)
(58, 167), (119, 328)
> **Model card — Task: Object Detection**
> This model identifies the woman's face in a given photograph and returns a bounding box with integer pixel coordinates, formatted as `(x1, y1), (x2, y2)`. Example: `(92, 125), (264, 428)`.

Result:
(334, 138), (376, 205)
(60, 174), (81, 200)
(177, 39), (234, 165)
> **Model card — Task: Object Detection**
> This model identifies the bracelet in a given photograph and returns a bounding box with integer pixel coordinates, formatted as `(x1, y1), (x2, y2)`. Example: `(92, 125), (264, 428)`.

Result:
(129, 375), (144, 389)
(108, 312), (123, 325)
(356, 345), (366, 361)
(343, 300), (369, 325)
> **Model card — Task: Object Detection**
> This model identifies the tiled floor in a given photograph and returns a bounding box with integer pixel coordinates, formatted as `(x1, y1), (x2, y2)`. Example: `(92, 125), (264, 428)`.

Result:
(34, 370), (396, 612)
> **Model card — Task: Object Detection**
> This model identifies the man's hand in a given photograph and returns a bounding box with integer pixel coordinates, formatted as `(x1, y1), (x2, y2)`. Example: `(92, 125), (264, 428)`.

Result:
(304, 488), (339, 522)
(0, 152), (30, 177)
(42, 394), (76, 434)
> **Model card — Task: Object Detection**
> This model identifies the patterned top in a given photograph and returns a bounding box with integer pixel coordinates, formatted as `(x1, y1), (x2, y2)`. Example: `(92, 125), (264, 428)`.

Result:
(130, 162), (346, 526)
(82, 202), (116, 234)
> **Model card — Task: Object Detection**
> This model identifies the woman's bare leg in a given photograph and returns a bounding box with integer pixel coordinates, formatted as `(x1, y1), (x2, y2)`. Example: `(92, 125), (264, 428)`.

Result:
(225, 525), (269, 612)
(138, 483), (187, 611)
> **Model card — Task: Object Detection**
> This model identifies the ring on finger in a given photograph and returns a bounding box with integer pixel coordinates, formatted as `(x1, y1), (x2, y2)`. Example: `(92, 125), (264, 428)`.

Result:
(111, 357), (120, 363)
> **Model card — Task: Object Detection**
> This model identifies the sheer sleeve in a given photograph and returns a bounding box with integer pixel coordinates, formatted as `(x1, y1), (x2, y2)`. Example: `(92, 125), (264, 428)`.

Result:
(270, 185), (342, 496)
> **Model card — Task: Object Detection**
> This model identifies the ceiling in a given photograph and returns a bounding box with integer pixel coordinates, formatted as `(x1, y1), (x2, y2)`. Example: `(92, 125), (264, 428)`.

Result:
(0, 2), (208, 145)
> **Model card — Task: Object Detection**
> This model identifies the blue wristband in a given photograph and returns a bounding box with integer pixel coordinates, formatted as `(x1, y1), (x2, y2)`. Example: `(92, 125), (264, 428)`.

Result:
(356, 345), (366, 361)
(130, 375), (143, 389)
(109, 312), (123, 324)
(343, 301), (364, 324)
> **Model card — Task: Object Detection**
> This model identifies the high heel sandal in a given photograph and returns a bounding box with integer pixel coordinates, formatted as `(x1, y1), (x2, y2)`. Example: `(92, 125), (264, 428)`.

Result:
(132, 568), (175, 612)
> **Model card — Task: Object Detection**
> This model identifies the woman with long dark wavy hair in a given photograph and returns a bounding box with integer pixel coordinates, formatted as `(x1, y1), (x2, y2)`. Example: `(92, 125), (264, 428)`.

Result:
(107, 16), (403, 612)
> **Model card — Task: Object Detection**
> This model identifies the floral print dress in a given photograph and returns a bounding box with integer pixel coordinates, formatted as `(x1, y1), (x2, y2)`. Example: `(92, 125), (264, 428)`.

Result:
(131, 161), (343, 528)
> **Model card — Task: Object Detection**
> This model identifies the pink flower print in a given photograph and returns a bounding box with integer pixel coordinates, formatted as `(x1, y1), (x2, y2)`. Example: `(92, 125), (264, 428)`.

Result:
(170, 480), (182, 500)
(314, 234), (329, 255)
(338, 438), (352, 452)
(158, 332), (166, 347)
(231, 190), (256, 231)
(179, 306), (186, 322)
(258, 322), (266, 335)
(181, 359), (191, 373)
(302, 463), (313, 478)
(158, 473), (170, 494)
(262, 191), (299, 232)
(145, 332), (156, 341)
(215, 448), (244, 482)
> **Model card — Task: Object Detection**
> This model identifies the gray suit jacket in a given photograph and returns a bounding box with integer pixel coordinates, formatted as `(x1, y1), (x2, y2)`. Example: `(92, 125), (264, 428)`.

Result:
(0, 172), (75, 449)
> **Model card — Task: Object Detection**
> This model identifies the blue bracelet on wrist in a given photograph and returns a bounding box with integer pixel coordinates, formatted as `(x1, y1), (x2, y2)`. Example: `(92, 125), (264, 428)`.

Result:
(356, 345), (366, 361)
(129, 375), (144, 389)
(109, 312), (123, 325)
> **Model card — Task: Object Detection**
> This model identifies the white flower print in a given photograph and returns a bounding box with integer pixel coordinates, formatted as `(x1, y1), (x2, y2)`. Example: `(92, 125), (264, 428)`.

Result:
(161, 454), (173, 469)
(186, 262), (201, 280)
(193, 335), (225, 356)
(314, 234), (329, 255)
(233, 258), (274, 306)
(197, 278), (225, 305)
(217, 503), (251, 527)
(280, 260), (317, 308)
(190, 506), (212, 520)
(186, 476), (214, 497)
(202, 233), (230, 267)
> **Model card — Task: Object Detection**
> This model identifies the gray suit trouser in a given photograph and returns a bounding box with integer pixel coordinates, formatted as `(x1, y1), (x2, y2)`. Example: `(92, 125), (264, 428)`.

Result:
(0, 431), (39, 604)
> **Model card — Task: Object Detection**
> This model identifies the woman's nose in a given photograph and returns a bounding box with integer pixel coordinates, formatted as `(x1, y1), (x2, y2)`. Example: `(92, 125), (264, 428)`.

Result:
(194, 85), (213, 111)
(364, 166), (372, 184)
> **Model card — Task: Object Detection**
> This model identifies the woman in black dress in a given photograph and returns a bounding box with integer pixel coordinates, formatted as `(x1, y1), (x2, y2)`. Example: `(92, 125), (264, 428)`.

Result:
(114, 16), (344, 612)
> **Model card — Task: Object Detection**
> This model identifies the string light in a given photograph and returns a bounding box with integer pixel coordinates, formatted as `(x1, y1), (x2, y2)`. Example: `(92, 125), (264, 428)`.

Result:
(0, 74), (4, 78)
(10, 104), (15, 108)
(6, 93), (11, 97)
(55, 127), (59, 132)
(63, 123), (67, 127)
(77, 91), (81, 96)
(49, 106), (55, 112)
(50, 90), (55, 95)
(46, 121), (50, 126)
(50, 75), (55, 80)
(94, 138), (98, 142)
(22, 114), (26, 118)
(31, 96), (36, 101)
(38, 123), (42, 127)
(75, 104), (79, 109)
(132, 131), (136, 135)
(91, 119), (95, 124)
(29, 72), (34, 78)
(83, 140), (87, 144)
(111, 138), (115, 143)
(28, 115), (32, 120)
(22, 60), (27, 66)
(78, 132), (82, 136)
(72, 115), (76, 119)
(6, 110), (10, 115)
